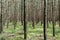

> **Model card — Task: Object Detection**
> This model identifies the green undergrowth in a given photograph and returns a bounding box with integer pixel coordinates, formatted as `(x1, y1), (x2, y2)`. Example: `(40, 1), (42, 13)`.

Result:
(0, 22), (60, 40)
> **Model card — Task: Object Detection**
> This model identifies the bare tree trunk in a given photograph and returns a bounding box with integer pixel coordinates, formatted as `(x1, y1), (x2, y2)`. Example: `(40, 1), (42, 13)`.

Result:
(18, 1), (21, 21)
(13, 0), (17, 29)
(2, 0), (7, 26)
(0, 0), (3, 33)
(35, 1), (38, 25)
(24, 0), (27, 39)
(7, 0), (10, 28)
(41, 0), (44, 26)
(52, 0), (55, 37)
(21, 0), (24, 25)
(43, 0), (47, 40)
(31, 0), (35, 29)
(58, 0), (60, 27)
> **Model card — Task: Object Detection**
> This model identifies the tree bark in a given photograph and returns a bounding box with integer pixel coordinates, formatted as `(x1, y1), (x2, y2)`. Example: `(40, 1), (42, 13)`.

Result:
(24, 0), (27, 39)
(58, 0), (60, 27)
(52, 0), (55, 37)
(43, 0), (47, 40)
(0, 0), (3, 33)
(13, 0), (17, 29)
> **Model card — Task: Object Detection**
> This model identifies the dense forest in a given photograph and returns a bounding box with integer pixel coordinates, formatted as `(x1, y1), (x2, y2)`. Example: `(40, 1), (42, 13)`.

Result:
(0, 0), (60, 40)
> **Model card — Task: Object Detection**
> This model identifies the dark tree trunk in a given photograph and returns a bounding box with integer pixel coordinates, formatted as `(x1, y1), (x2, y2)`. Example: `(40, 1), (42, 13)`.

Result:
(58, 0), (60, 27)
(24, 0), (27, 39)
(0, 0), (3, 33)
(43, 0), (47, 40)
(52, 0), (55, 37)
(0, 14), (3, 33)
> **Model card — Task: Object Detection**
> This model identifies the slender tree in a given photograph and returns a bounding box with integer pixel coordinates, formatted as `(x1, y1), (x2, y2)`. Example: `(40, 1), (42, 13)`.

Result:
(52, 0), (55, 37)
(40, 0), (44, 25)
(28, 0), (31, 22)
(35, 1), (39, 25)
(31, 0), (35, 29)
(24, 0), (27, 39)
(13, 0), (17, 29)
(21, 0), (24, 25)
(18, 0), (21, 21)
(2, 0), (7, 26)
(59, 0), (60, 27)
(7, 0), (10, 28)
(0, 0), (3, 33)
(43, 0), (47, 40)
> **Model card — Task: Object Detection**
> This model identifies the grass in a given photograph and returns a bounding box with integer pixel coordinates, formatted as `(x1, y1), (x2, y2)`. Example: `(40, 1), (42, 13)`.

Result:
(0, 22), (60, 40)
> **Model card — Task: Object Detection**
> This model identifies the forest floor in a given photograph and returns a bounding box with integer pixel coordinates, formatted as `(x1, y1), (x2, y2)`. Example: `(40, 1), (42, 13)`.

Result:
(0, 22), (60, 40)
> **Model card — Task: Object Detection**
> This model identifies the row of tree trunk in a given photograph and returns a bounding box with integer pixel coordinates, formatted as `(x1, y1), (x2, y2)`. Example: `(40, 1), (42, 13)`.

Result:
(0, 0), (60, 40)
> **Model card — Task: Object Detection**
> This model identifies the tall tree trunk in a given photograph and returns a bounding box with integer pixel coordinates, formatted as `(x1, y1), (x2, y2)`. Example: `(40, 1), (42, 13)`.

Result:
(24, 0), (27, 39)
(7, 0), (10, 28)
(58, 0), (60, 27)
(52, 0), (55, 37)
(31, 0), (35, 29)
(41, 0), (44, 26)
(13, 0), (17, 29)
(43, 0), (47, 40)
(21, 0), (24, 25)
(18, 1), (21, 21)
(0, 0), (3, 33)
